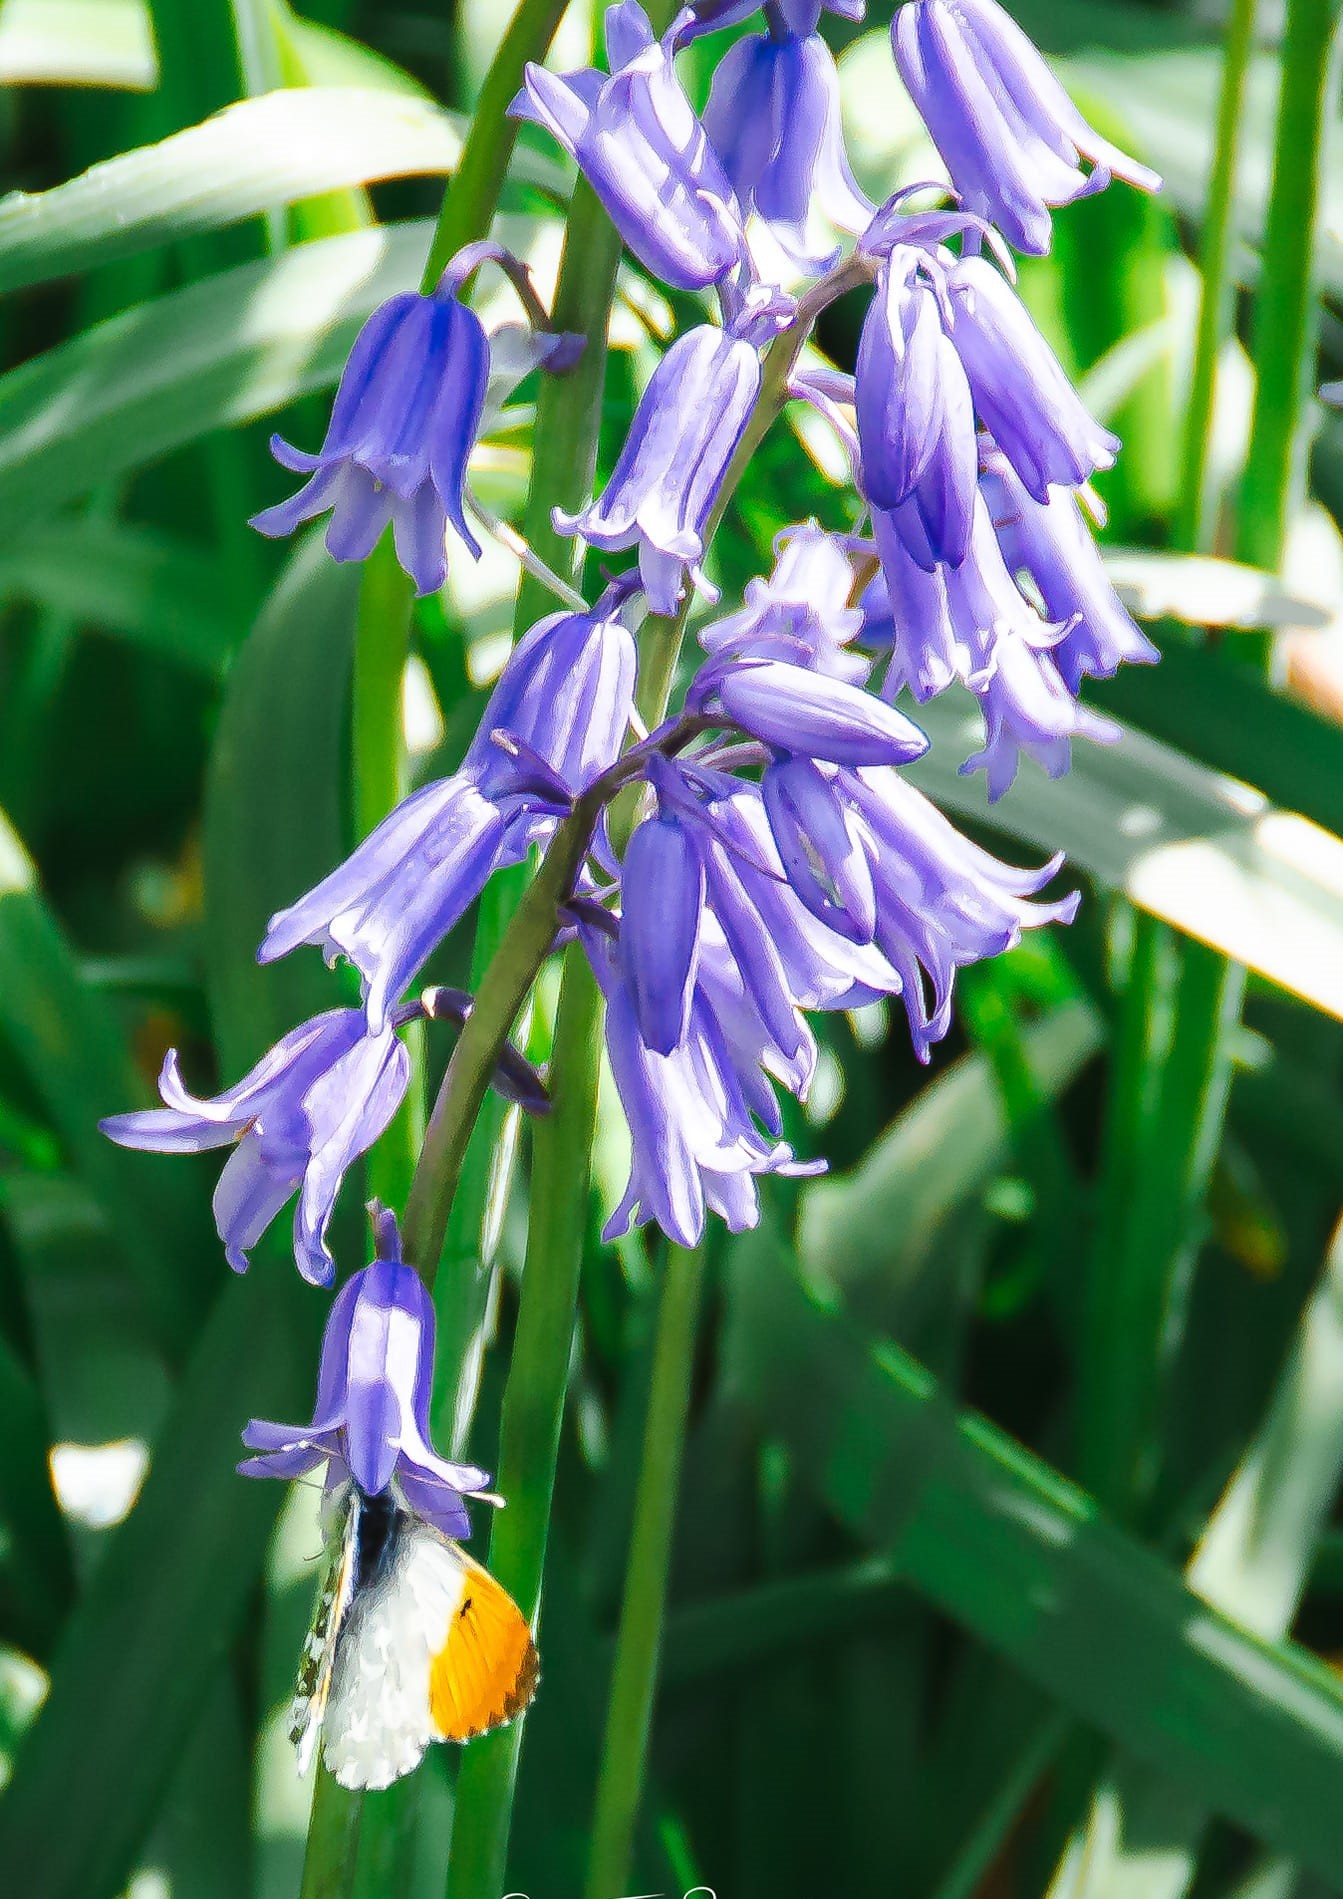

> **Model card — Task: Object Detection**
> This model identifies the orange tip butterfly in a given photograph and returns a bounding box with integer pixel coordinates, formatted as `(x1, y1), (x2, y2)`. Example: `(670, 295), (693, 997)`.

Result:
(290, 1483), (539, 1790)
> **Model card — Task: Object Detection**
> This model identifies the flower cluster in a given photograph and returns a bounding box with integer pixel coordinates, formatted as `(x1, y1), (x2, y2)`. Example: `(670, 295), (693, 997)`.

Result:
(105, 0), (1160, 1506)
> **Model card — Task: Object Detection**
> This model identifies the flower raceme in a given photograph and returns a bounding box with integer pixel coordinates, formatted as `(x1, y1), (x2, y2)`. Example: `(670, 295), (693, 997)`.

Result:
(107, 0), (1165, 1277)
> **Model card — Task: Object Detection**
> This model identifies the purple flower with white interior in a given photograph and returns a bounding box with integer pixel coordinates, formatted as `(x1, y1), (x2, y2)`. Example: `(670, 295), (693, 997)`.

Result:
(703, 7), (871, 270)
(101, 1010), (411, 1285)
(619, 802), (707, 1056)
(892, 0), (1159, 256)
(239, 1208), (492, 1538)
(555, 323), (761, 614)
(855, 247), (978, 568)
(249, 264), (489, 596)
(980, 451), (1158, 689)
(511, 2), (746, 292)
(699, 521), (869, 683)
(679, 0), (866, 34)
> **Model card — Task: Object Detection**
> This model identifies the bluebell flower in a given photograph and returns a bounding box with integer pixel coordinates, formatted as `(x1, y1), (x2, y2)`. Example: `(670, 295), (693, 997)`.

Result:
(464, 598), (638, 796)
(262, 605), (633, 1029)
(757, 760), (1079, 1057)
(892, 0), (1159, 256)
(619, 802), (707, 1057)
(250, 269), (490, 596)
(948, 256), (1118, 499)
(699, 520), (869, 682)
(980, 451), (1158, 689)
(703, 8), (871, 270)
(555, 323), (761, 613)
(239, 1208), (492, 1538)
(855, 246), (978, 567)
(512, 2), (747, 292)
(261, 773), (532, 1036)
(101, 1011), (411, 1285)
(691, 649), (930, 766)
(869, 494), (1118, 798)
(583, 922), (818, 1248)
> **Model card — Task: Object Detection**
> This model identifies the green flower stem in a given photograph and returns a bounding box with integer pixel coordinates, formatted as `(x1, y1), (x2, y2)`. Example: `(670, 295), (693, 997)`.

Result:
(419, 0), (571, 294)
(583, 1242), (707, 1899)
(1236, 0), (1343, 581)
(299, 1767), (364, 1899)
(1174, 0), (1258, 555)
(355, 540), (423, 1213)
(446, 945), (607, 1896)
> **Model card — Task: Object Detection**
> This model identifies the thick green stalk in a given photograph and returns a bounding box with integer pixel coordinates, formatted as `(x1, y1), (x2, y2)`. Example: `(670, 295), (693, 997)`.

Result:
(446, 947), (607, 1896)
(299, 1768), (364, 1899)
(355, 542), (422, 1213)
(1174, 0), (1258, 554)
(584, 1243), (707, 1899)
(419, 0), (571, 293)
(1235, 0), (1343, 578)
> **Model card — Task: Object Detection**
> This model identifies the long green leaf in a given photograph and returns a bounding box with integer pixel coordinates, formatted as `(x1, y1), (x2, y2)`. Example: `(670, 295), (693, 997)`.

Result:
(910, 695), (1343, 1024)
(725, 1234), (1343, 1881)
(0, 86), (557, 295)
(0, 219), (433, 538)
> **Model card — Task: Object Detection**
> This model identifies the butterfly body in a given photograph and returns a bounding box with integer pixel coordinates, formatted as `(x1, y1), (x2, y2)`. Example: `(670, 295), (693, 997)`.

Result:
(291, 1486), (538, 1790)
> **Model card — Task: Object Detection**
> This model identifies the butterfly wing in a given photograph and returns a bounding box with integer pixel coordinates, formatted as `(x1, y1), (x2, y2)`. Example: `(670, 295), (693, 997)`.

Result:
(428, 1546), (539, 1743)
(289, 1493), (360, 1778)
(320, 1517), (538, 1791)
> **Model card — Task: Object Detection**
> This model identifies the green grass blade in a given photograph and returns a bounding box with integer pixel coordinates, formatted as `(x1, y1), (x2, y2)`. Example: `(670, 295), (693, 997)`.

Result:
(0, 90), (475, 294)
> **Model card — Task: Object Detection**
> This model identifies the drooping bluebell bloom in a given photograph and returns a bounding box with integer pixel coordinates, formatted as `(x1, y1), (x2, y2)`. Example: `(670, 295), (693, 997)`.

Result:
(868, 494), (1118, 798)
(948, 256), (1118, 499)
(463, 598), (639, 796)
(239, 1208), (492, 1538)
(262, 605), (634, 1030)
(261, 774), (531, 1037)
(555, 323), (761, 614)
(250, 266), (490, 596)
(980, 451), (1158, 690)
(892, 0), (1159, 256)
(583, 922), (818, 1249)
(101, 1011), (411, 1285)
(855, 246), (978, 567)
(756, 759), (1079, 1056)
(703, 7), (871, 270)
(699, 520), (869, 682)
(511, 2), (747, 292)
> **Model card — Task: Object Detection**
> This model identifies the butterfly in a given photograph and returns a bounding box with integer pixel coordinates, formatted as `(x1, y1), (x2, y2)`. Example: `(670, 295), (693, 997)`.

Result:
(290, 1482), (539, 1790)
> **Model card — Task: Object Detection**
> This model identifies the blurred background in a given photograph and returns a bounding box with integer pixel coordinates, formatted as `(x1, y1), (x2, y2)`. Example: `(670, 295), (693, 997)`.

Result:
(3, 1), (1343, 1896)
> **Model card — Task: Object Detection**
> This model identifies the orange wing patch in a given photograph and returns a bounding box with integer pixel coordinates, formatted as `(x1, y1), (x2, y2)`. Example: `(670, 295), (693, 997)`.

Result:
(428, 1554), (539, 1743)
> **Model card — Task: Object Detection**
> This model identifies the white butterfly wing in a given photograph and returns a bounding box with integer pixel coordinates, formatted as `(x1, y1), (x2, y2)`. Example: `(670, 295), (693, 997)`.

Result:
(321, 1518), (471, 1792)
